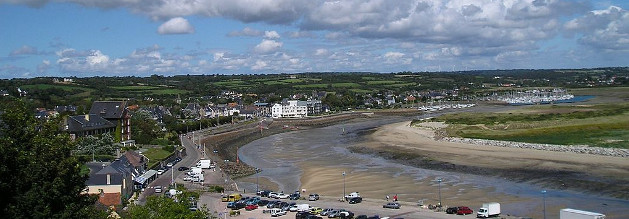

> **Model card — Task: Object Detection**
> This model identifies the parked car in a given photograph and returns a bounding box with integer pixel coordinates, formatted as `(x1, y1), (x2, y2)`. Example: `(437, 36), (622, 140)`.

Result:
(383, 202), (401, 209)
(326, 210), (340, 218)
(306, 215), (323, 219)
(257, 199), (269, 206)
(268, 192), (279, 199)
(296, 211), (313, 219)
(456, 206), (473, 215)
(320, 208), (334, 216)
(178, 166), (189, 171)
(309, 207), (323, 215)
(266, 200), (278, 208)
(337, 211), (354, 219)
(308, 194), (320, 201)
(245, 204), (258, 211)
(277, 193), (290, 199)
(290, 193), (301, 200)
(355, 215), (368, 219)
(348, 197), (362, 204)
(446, 207), (460, 214)
(154, 186), (162, 193)
(166, 162), (173, 168)
(257, 190), (271, 197)
(157, 169), (164, 175)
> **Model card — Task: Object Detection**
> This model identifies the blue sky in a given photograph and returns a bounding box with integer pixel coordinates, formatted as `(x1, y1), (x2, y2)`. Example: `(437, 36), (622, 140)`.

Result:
(1, 0), (628, 79)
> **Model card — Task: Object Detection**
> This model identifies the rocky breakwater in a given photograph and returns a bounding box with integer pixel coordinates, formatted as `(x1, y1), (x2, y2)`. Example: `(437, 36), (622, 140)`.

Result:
(442, 137), (629, 157)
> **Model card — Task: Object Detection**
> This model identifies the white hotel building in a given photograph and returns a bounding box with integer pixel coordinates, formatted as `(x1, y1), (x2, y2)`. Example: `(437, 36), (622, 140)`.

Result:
(272, 100), (307, 118)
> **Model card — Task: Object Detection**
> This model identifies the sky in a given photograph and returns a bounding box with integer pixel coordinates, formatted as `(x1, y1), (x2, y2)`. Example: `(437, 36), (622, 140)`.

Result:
(0, 0), (628, 79)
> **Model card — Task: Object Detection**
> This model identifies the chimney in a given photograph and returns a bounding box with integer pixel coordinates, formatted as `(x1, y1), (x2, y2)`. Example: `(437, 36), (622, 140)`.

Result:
(106, 174), (111, 185)
(85, 114), (90, 121)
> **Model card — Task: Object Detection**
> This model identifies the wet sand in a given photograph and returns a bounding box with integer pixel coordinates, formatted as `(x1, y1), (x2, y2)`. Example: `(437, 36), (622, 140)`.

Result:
(237, 117), (629, 219)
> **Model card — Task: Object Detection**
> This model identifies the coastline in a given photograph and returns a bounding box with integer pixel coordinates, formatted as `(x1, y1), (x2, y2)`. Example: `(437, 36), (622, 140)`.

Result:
(352, 121), (629, 200)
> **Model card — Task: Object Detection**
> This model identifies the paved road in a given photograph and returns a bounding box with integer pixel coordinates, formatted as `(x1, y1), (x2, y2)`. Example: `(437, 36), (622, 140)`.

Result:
(137, 133), (202, 204)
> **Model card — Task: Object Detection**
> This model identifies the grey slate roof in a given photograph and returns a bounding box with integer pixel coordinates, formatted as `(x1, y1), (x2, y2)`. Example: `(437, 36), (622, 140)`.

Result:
(66, 114), (116, 132)
(89, 101), (126, 119)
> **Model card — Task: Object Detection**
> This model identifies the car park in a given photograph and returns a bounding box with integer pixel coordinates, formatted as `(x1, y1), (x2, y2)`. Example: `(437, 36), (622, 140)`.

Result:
(308, 194), (320, 201)
(383, 202), (401, 209)
(348, 197), (362, 204)
(456, 206), (473, 215)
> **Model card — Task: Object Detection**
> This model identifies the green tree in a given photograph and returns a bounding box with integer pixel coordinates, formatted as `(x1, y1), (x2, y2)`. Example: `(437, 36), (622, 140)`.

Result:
(131, 111), (160, 144)
(75, 133), (117, 161)
(125, 195), (210, 219)
(0, 99), (106, 218)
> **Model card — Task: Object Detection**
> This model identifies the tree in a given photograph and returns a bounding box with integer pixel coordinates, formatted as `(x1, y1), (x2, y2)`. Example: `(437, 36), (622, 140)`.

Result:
(75, 133), (117, 161)
(125, 194), (210, 219)
(131, 111), (160, 144)
(0, 99), (106, 218)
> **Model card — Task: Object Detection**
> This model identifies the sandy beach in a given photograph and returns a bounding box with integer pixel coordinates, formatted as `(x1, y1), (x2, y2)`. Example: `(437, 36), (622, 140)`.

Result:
(366, 121), (629, 181)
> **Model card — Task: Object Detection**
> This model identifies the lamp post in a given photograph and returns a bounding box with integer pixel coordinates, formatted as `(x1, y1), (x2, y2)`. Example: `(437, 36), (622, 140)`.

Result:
(342, 171), (346, 201)
(542, 190), (547, 219)
(437, 178), (442, 207)
(256, 168), (260, 193)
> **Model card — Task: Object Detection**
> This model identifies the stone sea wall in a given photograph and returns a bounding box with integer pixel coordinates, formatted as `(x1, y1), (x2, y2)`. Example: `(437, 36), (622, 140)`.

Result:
(441, 137), (629, 157)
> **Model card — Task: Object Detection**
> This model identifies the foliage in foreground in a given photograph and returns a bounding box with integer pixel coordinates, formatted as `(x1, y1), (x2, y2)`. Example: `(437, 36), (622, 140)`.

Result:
(0, 99), (107, 218)
(125, 192), (211, 219)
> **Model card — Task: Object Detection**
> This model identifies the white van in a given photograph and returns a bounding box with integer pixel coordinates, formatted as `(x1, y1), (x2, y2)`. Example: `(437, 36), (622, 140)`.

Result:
(270, 208), (286, 217)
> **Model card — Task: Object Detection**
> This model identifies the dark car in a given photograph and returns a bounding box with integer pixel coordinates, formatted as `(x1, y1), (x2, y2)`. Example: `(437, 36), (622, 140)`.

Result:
(289, 193), (301, 200)
(446, 207), (459, 214)
(355, 215), (368, 219)
(306, 216), (323, 219)
(296, 211), (313, 219)
(266, 200), (278, 208)
(456, 206), (473, 215)
(348, 197), (362, 204)
(178, 166), (189, 171)
(308, 194), (320, 201)
(383, 202), (401, 209)
(257, 199), (269, 206)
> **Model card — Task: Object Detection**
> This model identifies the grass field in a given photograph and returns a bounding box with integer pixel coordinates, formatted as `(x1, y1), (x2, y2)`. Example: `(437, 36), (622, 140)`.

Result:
(22, 84), (94, 92)
(366, 80), (403, 85)
(331, 82), (360, 88)
(143, 147), (173, 167)
(111, 85), (189, 95)
(439, 103), (629, 148)
(349, 88), (372, 93)
(294, 84), (328, 89)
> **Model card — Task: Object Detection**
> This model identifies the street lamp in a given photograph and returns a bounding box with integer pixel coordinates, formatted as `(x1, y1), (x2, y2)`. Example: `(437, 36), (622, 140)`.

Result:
(542, 190), (547, 219)
(437, 178), (442, 207)
(256, 168), (260, 193)
(342, 171), (346, 201)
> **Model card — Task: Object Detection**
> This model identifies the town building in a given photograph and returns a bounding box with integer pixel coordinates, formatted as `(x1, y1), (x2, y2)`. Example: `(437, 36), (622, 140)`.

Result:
(89, 101), (131, 141)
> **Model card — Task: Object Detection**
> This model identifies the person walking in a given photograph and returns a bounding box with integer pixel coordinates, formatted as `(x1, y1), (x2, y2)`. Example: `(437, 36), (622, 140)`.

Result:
(386, 195), (389, 201)
(394, 194), (398, 202)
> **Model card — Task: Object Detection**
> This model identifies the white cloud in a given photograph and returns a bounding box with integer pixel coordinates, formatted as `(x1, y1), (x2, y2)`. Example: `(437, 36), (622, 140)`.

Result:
(254, 39), (282, 53)
(157, 17), (195, 35)
(264, 30), (280, 39)
(251, 60), (267, 70)
(314, 48), (328, 56)
(9, 45), (39, 56)
(383, 51), (404, 59)
(86, 50), (109, 66)
(228, 27), (262, 37)
(564, 6), (629, 51)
